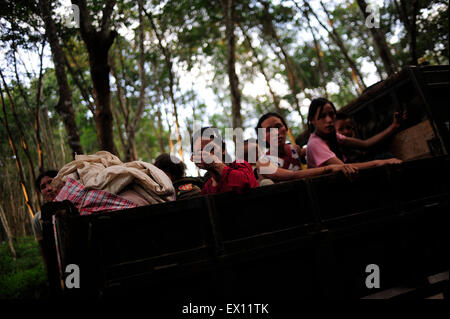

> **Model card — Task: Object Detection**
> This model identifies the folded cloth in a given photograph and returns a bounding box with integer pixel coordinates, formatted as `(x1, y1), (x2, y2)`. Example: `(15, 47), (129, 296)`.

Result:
(117, 188), (151, 206)
(51, 151), (175, 204)
(55, 178), (137, 215)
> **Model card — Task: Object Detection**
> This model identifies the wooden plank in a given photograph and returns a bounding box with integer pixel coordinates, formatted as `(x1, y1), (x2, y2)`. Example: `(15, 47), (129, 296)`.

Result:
(389, 120), (435, 161)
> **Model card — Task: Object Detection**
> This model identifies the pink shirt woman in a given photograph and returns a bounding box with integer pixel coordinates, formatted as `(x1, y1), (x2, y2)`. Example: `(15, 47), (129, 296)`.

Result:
(306, 97), (403, 170)
(307, 132), (347, 168)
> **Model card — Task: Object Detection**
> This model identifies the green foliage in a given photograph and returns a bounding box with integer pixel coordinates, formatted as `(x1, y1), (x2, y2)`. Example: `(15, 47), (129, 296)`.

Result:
(381, 0), (449, 66)
(0, 0), (448, 178)
(416, 0), (449, 62)
(0, 237), (47, 299)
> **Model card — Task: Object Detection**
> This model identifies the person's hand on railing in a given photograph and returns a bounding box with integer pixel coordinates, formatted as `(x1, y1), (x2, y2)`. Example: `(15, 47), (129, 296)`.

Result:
(379, 158), (403, 166)
(326, 164), (359, 182)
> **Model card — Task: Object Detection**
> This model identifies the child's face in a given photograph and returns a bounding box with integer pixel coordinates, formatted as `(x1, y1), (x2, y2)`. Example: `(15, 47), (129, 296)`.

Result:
(260, 116), (287, 147)
(311, 103), (336, 136)
(335, 118), (355, 138)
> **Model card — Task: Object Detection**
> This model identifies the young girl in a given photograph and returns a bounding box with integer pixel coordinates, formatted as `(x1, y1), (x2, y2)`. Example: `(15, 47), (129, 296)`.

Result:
(255, 112), (358, 182)
(306, 98), (403, 168)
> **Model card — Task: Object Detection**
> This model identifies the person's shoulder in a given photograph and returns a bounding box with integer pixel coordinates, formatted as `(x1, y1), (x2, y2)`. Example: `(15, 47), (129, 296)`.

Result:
(307, 132), (318, 143)
(307, 132), (323, 148)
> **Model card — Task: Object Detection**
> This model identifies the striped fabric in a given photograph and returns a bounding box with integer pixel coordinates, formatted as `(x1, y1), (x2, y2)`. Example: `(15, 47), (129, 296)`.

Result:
(55, 178), (137, 215)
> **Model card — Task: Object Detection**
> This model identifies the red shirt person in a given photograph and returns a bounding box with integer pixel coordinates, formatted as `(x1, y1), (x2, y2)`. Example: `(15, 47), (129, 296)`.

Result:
(191, 127), (258, 195)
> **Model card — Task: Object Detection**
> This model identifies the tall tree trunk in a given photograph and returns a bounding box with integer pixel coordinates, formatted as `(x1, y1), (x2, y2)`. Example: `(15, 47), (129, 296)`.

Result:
(0, 205), (16, 259)
(0, 84), (36, 219)
(71, 0), (118, 155)
(366, 47), (385, 80)
(58, 122), (67, 166)
(144, 7), (184, 158)
(304, 0), (366, 92)
(4, 165), (18, 234)
(5, 164), (21, 238)
(238, 22), (282, 113)
(222, 0), (243, 129)
(165, 110), (175, 155)
(266, 39), (307, 124)
(11, 49), (37, 149)
(300, 4), (328, 97)
(124, 0), (147, 162)
(109, 50), (131, 159)
(64, 52), (96, 115)
(111, 100), (127, 157)
(39, 0), (83, 158)
(40, 91), (59, 170)
(319, 0), (366, 91)
(156, 106), (165, 154)
(403, 0), (419, 65)
(110, 53), (133, 160)
(357, 25), (385, 80)
(319, 33), (358, 96)
(323, 2), (366, 91)
(261, 1), (313, 93)
(239, 22), (299, 144)
(1, 69), (41, 208)
(260, 1), (309, 125)
(35, 40), (46, 173)
(356, 0), (398, 75)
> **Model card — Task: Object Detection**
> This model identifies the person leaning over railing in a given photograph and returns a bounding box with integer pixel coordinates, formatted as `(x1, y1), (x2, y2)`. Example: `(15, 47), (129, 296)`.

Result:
(191, 127), (258, 195)
(255, 112), (359, 182)
(306, 97), (403, 169)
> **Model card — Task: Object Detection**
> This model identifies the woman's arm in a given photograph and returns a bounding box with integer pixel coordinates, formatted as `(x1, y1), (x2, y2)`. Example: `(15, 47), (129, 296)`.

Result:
(256, 160), (328, 181)
(257, 158), (358, 181)
(340, 112), (405, 149)
(322, 156), (402, 170)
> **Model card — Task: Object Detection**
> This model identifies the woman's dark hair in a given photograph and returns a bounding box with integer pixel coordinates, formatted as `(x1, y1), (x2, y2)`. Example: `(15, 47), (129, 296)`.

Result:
(35, 170), (58, 192)
(307, 98), (343, 161)
(154, 153), (186, 181)
(256, 112), (288, 131)
(307, 98), (337, 132)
